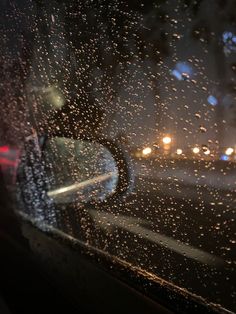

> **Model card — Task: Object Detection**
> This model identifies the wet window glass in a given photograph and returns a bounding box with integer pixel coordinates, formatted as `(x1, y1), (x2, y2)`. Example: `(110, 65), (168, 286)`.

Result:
(0, 0), (235, 312)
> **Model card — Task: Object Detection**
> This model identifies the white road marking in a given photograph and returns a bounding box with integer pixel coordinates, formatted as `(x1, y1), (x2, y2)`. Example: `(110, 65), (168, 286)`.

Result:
(89, 209), (225, 267)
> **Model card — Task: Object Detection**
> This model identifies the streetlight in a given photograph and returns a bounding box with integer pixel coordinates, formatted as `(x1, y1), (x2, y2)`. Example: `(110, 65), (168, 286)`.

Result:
(162, 136), (172, 145)
(176, 148), (183, 155)
(142, 147), (152, 156)
(192, 147), (200, 154)
(225, 147), (234, 156)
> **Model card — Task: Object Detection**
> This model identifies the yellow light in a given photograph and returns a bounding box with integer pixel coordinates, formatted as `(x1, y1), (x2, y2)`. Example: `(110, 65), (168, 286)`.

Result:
(176, 148), (183, 155)
(162, 136), (172, 145)
(225, 147), (234, 156)
(192, 147), (200, 154)
(204, 149), (210, 155)
(142, 147), (152, 156)
(44, 86), (65, 108)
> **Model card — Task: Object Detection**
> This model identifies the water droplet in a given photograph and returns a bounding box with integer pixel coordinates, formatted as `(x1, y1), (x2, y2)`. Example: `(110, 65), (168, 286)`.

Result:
(199, 126), (207, 133)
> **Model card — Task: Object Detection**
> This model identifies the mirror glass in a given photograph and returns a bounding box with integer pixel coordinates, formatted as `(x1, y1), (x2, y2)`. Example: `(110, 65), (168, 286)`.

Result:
(44, 137), (119, 204)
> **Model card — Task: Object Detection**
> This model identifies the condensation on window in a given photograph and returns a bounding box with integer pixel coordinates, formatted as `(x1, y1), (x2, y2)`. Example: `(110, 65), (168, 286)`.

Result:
(0, 0), (235, 312)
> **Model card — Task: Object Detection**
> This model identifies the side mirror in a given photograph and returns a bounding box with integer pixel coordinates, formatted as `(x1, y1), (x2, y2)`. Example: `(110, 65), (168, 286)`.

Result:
(41, 135), (132, 205)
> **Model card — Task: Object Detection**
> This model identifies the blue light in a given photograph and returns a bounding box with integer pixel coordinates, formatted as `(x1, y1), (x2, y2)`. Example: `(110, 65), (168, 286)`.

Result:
(223, 31), (232, 42)
(171, 69), (183, 80)
(222, 31), (236, 54)
(171, 62), (193, 81)
(220, 154), (229, 161)
(176, 62), (193, 76)
(207, 95), (218, 106)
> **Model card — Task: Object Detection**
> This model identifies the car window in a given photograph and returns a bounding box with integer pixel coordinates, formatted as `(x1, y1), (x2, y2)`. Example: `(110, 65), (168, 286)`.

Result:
(0, 0), (235, 312)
